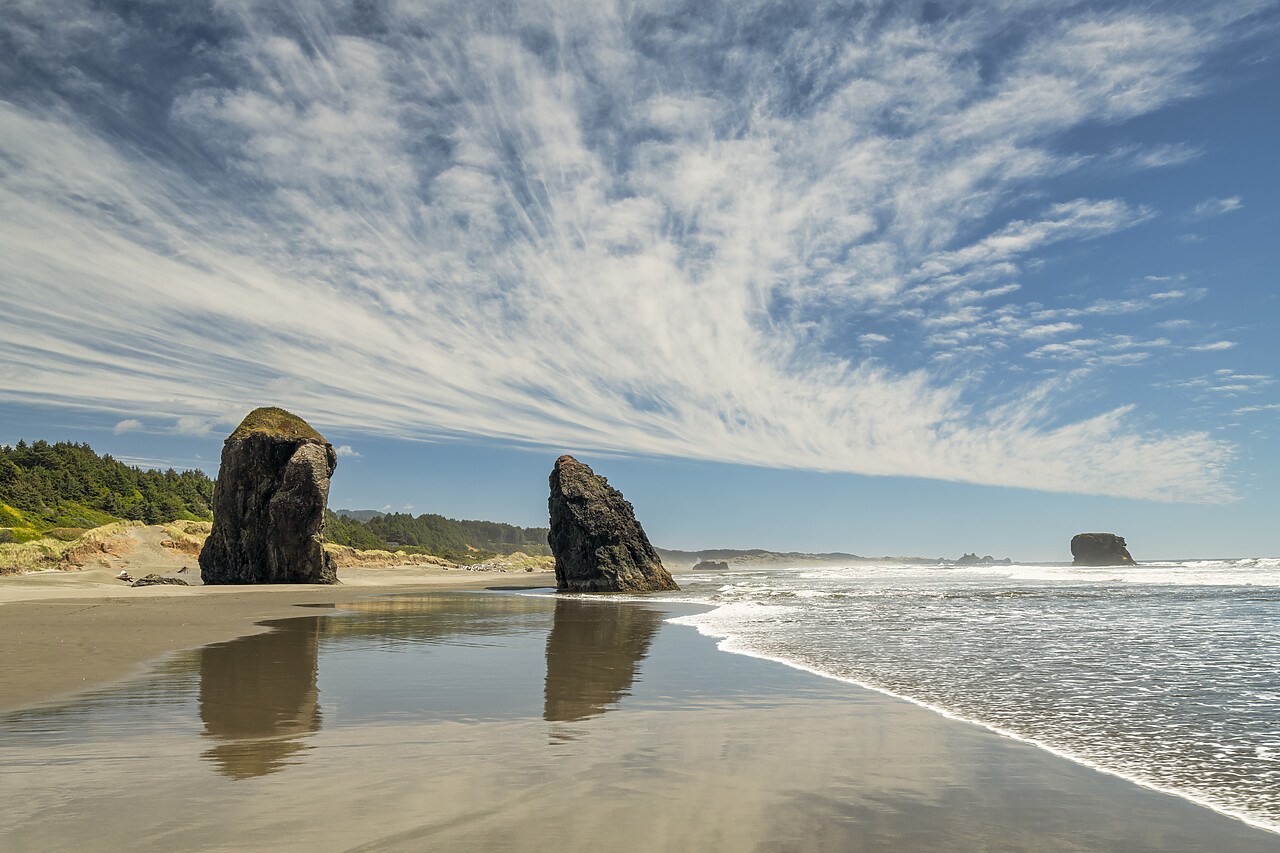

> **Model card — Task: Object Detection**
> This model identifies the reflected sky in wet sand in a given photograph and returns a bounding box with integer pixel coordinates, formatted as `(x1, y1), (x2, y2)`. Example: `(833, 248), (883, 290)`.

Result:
(1, 592), (1278, 852)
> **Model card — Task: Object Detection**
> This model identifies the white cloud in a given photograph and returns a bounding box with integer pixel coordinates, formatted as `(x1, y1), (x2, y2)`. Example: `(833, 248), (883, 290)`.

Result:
(113, 418), (143, 434)
(1192, 341), (1238, 351)
(0, 0), (1259, 503)
(1022, 322), (1082, 340)
(1109, 142), (1203, 170)
(334, 445), (361, 457)
(172, 417), (214, 437)
(1192, 196), (1244, 218)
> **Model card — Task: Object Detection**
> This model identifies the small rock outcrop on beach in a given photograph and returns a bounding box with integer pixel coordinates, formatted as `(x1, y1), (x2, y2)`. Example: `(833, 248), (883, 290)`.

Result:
(692, 559), (730, 572)
(131, 573), (190, 587)
(1071, 533), (1135, 566)
(547, 455), (679, 593)
(199, 408), (338, 585)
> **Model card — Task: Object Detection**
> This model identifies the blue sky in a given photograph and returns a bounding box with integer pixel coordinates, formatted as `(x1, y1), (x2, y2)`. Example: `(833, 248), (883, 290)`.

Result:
(1, 0), (1277, 560)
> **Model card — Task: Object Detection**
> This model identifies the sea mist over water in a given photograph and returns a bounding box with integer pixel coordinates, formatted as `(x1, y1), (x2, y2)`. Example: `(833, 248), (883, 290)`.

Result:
(668, 559), (1280, 832)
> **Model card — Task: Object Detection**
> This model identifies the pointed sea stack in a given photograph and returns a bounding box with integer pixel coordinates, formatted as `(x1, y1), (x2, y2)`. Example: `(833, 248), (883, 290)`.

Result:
(1070, 533), (1136, 567)
(199, 407), (339, 585)
(547, 455), (679, 593)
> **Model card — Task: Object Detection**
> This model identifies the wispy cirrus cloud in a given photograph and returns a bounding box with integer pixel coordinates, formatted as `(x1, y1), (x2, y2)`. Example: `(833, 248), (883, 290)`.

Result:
(0, 0), (1270, 503)
(1192, 196), (1244, 218)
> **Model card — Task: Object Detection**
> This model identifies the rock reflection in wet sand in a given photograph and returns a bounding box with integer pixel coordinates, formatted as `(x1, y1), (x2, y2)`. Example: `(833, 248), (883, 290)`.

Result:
(198, 617), (322, 779)
(544, 598), (663, 724)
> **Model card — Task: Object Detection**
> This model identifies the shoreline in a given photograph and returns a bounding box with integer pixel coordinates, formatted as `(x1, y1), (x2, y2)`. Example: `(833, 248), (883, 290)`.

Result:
(3, 590), (1278, 851)
(696, 626), (1280, 838)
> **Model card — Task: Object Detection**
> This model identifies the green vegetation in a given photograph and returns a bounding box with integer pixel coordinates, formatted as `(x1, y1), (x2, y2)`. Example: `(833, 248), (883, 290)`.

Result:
(0, 433), (545, 570)
(230, 407), (325, 441)
(0, 440), (214, 540)
(323, 509), (387, 551)
(325, 509), (550, 565)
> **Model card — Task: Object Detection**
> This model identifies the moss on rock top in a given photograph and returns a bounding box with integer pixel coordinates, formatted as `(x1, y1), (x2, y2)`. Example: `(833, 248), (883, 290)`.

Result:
(229, 407), (326, 442)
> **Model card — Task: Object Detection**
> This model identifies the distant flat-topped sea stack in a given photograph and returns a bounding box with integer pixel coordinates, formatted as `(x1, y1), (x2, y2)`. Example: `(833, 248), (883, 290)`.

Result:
(547, 455), (679, 593)
(1070, 533), (1135, 567)
(199, 407), (338, 585)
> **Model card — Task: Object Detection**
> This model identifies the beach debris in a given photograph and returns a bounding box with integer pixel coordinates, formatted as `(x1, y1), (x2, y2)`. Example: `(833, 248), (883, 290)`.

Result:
(199, 407), (339, 585)
(1070, 533), (1136, 566)
(116, 570), (133, 582)
(547, 455), (679, 593)
(131, 573), (191, 587)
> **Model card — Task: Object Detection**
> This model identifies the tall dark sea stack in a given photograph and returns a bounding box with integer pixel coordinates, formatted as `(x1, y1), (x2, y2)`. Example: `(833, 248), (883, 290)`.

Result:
(1071, 533), (1136, 566)
(199, 407), (339, 585)
(547, 455), (679, 593)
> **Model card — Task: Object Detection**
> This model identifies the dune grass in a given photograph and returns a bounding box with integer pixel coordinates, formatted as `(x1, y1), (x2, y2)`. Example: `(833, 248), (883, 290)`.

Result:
(0, 521), (145, 575)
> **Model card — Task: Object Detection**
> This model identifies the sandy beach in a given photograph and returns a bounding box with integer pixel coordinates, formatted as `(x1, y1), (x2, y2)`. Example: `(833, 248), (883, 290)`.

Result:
(3, 566), (1280, 851)
(0, 541), (552, 712)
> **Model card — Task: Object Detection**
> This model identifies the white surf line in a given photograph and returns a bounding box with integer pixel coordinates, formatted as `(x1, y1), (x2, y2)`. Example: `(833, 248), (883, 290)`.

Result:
(513, 580), (1280, 835)
(668, 610), (1280, 837)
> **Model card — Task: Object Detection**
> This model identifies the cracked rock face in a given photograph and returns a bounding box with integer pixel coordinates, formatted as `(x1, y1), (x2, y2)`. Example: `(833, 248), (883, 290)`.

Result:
(1070, 533), (1135, 566)
(199, 408), (338, 585)
(547, 455), (679, 593)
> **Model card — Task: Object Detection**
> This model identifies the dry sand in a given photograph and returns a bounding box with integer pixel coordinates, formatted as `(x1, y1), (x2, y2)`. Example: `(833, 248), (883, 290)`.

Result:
(0, 525), (553, 712)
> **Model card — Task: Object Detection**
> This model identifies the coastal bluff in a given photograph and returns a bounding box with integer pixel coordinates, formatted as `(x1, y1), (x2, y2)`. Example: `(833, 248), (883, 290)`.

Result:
(547, 455), (679, 593)
(199, 408), (338, 585)
(1070, 533), (1135, 567)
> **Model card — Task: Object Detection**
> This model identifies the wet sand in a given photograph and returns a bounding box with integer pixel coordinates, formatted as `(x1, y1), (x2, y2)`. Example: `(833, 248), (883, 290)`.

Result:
(2, 590), (1279, 851)
(0, 564), (552, 712)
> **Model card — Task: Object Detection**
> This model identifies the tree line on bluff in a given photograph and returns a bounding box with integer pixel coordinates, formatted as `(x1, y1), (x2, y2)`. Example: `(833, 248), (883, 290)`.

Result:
(0, 440), (213, 539)
(0, 438), (548, 561)
(325, 510), (551, 562)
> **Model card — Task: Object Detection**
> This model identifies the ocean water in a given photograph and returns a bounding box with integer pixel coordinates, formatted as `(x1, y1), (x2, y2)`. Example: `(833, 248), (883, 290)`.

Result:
(660, 559), (1280, 832)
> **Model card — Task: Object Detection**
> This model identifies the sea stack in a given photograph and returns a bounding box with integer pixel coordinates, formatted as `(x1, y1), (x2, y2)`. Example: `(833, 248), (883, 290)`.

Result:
(199, 407), (339, 585)
(547, 455), (679, 593)
(1070, 533), (1136, 567)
